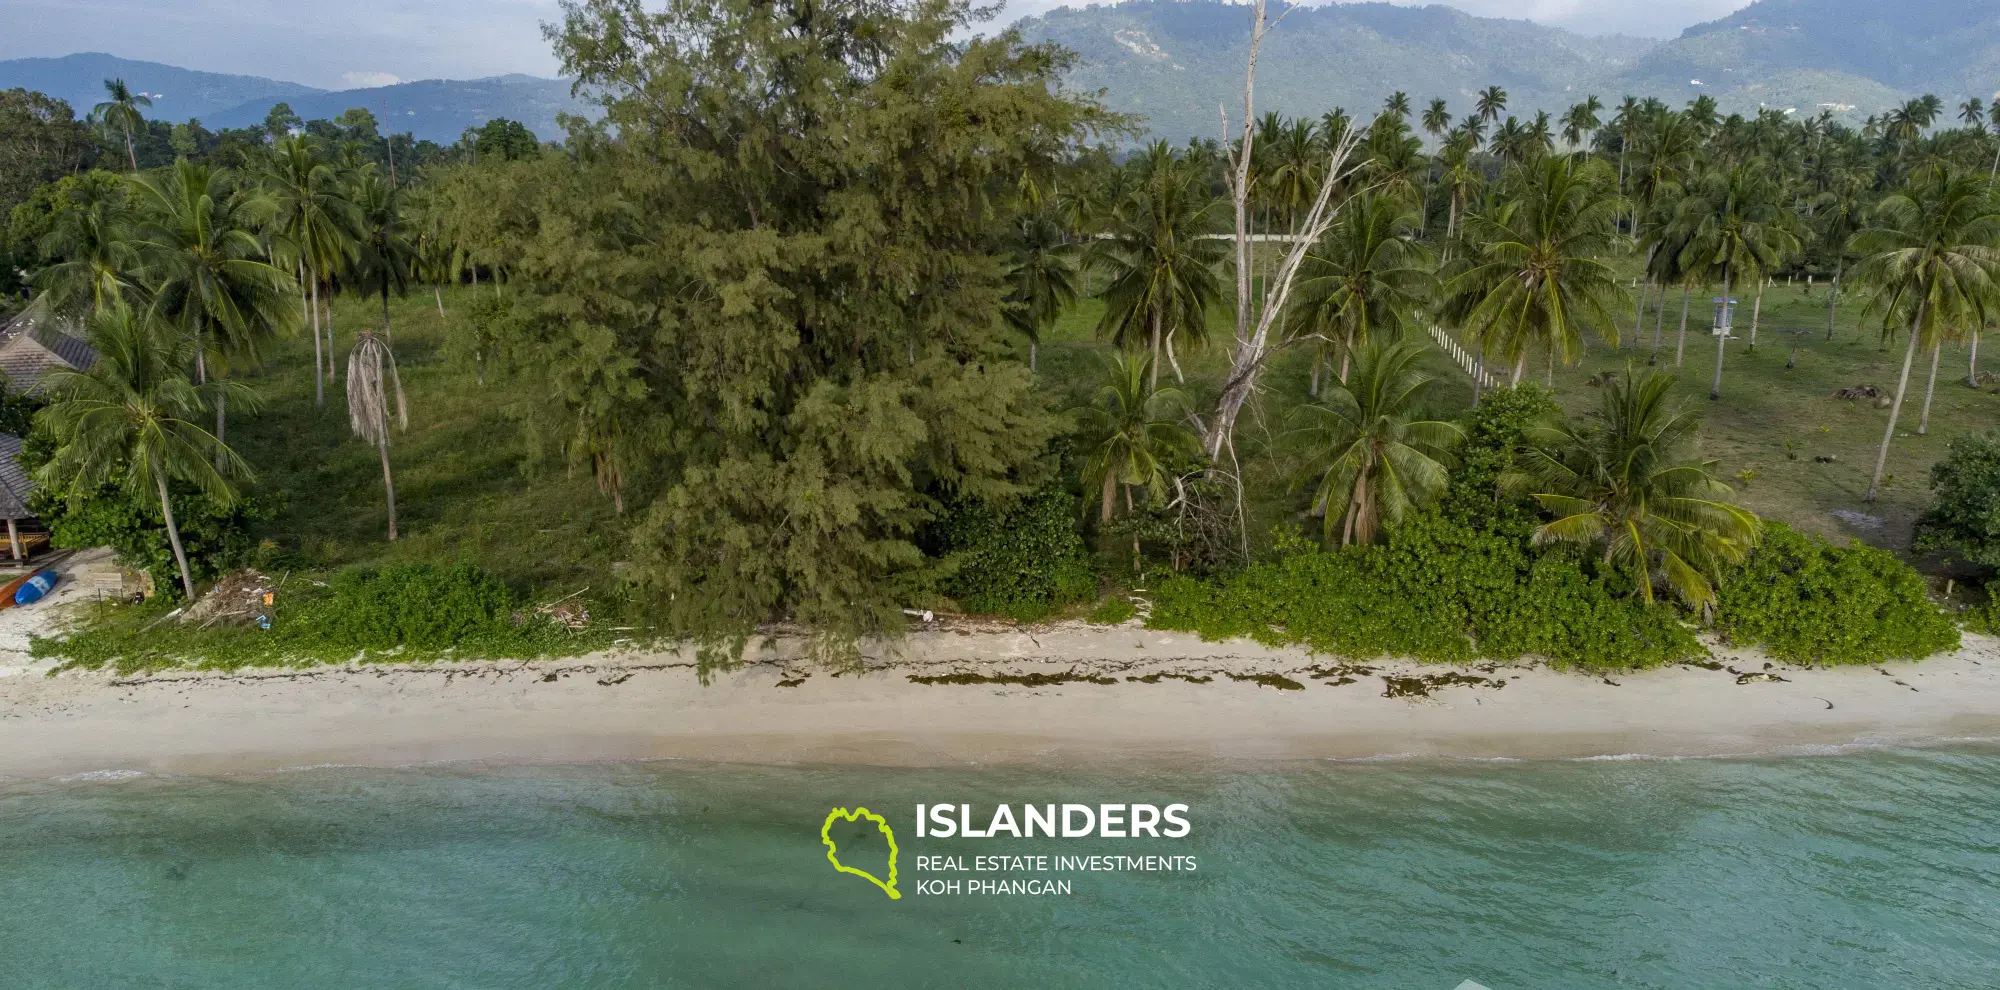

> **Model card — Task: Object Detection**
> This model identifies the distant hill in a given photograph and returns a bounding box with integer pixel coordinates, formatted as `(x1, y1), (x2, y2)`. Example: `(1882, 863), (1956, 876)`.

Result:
(1013, 0), (2000, 142)
(206, 75), (593, 145)
(0, 52), (322, 121)
(0, 54), (594, 144)
(1615, 0), (2000, 114)
(1015, 1), (1654, 142)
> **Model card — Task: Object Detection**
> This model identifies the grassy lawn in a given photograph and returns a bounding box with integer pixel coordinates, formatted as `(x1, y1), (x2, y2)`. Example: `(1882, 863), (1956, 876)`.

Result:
(1039, 269), (1999, 559)
(220, 270), (1992, 606)
(227, 284), (629, 597)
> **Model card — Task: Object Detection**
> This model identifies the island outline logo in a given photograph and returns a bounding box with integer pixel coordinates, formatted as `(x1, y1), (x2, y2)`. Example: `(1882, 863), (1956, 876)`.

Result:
(821, 806), (900, 899)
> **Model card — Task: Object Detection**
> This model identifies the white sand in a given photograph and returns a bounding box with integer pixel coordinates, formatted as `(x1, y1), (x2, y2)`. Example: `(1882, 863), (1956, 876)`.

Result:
(2, 621), (1997, 779)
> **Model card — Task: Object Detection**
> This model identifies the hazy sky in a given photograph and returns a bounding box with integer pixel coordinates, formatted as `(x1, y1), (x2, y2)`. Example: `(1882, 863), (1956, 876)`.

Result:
(0, 0), (1754, 90)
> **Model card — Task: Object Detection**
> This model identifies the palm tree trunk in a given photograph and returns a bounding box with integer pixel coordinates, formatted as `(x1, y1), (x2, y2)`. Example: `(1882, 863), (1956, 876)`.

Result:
(155, 472), (197, 601)
(381, 280), (394, 345)
(1148, 309), (1163, 391)
(1471, 352), (1483, 408)
(214, 392), (227, 472)
(1918, 338), (1943, 435)
(1029, 340), (1037, 373)
(307, 266), (323, 407)
(1711, 267), (1731, 400)
(1747, 278), (1764, 352)
(1675, 283), (1691, 368)
(378, 432), (399, 541)
(1649, 280), (1667, 362)
(1866, 307), (1926, 503)
(1631, 279), (1649, 351)
(1825, 260), (1843, 340)
(1338, 329), (1355, 383)
(1545, 342), (1555, 386)
(1100, 471), (1116, 523)
(1970, 329), (1982, 387)
(1511, 349), (1527, 385)
(325, 295), (337, 382)
(125, 127), (137, 172)
(434, 287), (444, 318)
(1309, 351), (1321, 396)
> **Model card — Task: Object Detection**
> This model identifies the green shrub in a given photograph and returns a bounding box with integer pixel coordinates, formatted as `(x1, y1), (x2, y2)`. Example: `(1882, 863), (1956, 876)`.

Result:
(1146, 509), (1702, 670)
(32, 563), (611, 674)
(1715, 523), (1959, 663)
(1086, 596), (1136, 625)
(288, 563), (519, 650)
(1966, 585), (2000, 634)
(1913, 429), (2000, 568)
(934, 484), (1095, 621)
(19, 426), (278, 598)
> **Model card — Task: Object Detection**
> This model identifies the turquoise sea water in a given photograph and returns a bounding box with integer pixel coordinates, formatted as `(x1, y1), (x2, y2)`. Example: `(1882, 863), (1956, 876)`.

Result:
(2, 748), (1997, 988)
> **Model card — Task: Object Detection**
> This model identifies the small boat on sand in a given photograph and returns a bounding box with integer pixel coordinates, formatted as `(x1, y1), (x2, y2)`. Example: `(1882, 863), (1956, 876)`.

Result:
(14, 569), (58, 606)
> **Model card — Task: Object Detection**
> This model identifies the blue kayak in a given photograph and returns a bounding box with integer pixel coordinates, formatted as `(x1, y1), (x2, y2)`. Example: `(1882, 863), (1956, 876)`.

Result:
(14, 570), (57, 606)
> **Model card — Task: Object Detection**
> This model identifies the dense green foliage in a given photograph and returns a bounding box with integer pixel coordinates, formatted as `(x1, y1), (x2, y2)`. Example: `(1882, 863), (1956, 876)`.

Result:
(32, 562), (608, 674)
(20, 426), (273, 596)
(1715, 523), (1960, 663)
(1912, 429), (2000, 569)
(469, 0), (1108, 644)
(1146, 513), (1702, 670)
(934, 484), (1095, 621)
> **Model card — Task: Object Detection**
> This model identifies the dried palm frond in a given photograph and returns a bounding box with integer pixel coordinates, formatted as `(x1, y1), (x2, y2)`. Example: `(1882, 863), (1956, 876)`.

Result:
(346, 330), (407, 444)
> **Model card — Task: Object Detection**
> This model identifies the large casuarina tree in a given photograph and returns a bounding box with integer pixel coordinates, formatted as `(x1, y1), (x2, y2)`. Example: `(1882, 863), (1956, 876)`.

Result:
(505, 0), (1110, 643)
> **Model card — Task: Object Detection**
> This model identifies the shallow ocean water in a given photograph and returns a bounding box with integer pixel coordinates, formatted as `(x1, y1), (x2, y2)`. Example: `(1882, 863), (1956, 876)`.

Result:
(2, 746), (1997, 988)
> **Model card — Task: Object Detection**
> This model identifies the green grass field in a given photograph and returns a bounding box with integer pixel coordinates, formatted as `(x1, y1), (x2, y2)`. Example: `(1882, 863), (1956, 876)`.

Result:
(225, 272), (1994, 605)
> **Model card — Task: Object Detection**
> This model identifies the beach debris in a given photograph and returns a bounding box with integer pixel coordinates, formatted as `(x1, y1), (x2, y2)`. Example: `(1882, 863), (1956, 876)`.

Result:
(775, 675), (807, 688)
(1225, 671), (1305, 691)
(1830, 384), (1883, 400)
(597, 672), (634, 686)
(181, 570), (275, 629)
(1733, 670), (1788, 684)
(1682, 658), (1725, 671)
(1602, 676), (1622, 687)
(1125, 672), (1213, 684)
(1815, 697), (1834, 710)
(901, 607), (936, 623)
(907, 669), (1116, 687)
(518, 586), (592, 629)
(1380, 672), (1506, 699)
(1306, 662), (1376, 687)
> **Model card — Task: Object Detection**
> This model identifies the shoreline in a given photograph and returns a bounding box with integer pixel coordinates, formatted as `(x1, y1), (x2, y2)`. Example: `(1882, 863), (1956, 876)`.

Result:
(2, 623), (1998, 780)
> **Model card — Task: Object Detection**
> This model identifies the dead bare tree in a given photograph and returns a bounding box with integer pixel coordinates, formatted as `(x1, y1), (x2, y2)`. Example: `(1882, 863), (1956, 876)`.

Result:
(1204, 0), (1366, 461)
(347, 330), (408, 540)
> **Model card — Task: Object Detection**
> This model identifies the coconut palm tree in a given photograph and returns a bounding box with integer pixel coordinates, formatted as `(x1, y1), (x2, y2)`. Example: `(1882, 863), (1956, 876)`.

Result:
(1504, 365), (1758, 609)
(1078, 351), (1197, 523)
(1421, 99), (1452, 146)
(1437, 130), (1481, 244)
(1474, 86), (1508, 127)
(33, 172), (141, 317)
(1850, 167), (2000, 502)
(1383, 92), (1412, 121)
(34, 305), (257, 600)
(128, 160), (298, 452)
(1504, 366), (1760, 612)
(1002, 210), (1079, 373)
(1669, 159), (1802, 400)
(1446, 155), (1629, 384)
(1288, 193), (1435, 391)
(1562, 96), (1604, 150)
(1092, 145), (1226, 388)
(93, 79), (151, 171)
(258, 136), (356, 407)
(1292, 341), (1461, 547)
(348, 171), (417, 343)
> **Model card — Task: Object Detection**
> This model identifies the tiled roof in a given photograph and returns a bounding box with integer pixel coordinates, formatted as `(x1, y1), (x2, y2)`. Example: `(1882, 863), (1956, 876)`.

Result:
(0, 433), (34, 520)
(0, 297), (97, 394)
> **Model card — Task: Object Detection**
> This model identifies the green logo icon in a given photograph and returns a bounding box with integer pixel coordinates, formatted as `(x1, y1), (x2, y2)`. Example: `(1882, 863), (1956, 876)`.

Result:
(821, 806), (901, 899)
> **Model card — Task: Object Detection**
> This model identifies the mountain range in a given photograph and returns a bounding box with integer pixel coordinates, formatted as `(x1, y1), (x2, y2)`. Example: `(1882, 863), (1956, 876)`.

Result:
(1015, 0), (2000, 141)
(0, 53), (589, 144)
(4, 0), (1997, 147)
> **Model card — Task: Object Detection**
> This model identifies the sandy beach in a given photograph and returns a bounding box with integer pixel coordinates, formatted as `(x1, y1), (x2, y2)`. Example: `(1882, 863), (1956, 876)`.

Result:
(2, 620), (1997, 779)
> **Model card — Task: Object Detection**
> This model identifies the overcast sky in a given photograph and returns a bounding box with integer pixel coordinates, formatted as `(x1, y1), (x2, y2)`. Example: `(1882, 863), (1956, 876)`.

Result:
(0, 0), (1754, 90)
